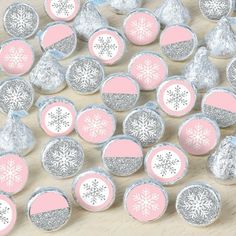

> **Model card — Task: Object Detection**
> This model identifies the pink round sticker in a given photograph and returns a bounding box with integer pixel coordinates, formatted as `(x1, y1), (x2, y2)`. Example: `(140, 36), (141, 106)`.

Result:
(124, 179), (168, 222)
(76, 105), (116, 144)
(72, 169), (116, 212)
(157, 76), (197, 117)
(123, 9), (160, 45)
(0, 153), (28, 195)
(145, 143), (188, 185)
(0, 39), (34, 76)
(40, 99), (77, 137)
(88, 27), (126, 65)
(178, 114), (220, 156)
(128, 52), (168, 90)
(0, 193), (17, 236)
(44, 0), (80, 21)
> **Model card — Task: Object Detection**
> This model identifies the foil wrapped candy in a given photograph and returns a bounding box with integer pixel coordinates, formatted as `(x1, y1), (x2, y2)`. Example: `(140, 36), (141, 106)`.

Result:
(0, 111), (35, 156)
(110, 0), (143, 14)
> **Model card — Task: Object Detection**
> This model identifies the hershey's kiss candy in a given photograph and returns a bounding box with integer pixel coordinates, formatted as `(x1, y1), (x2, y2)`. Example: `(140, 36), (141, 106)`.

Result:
(27, 187), (71, 231)
(155, 0), (190, 26)
(42, 137), (84, 178)
(124, 178), (168, 222)
(201, 87), (236, 127)
(110, 0), (143, 15)
(123, 102), (165, 147)
(199, 0), (235, 21)
(66, 56), (104, 95)
(72, 168), (116, 212)
(176, 183), (221, 226)
(73, 1), (108, 41)
(183, 47), (220, 92)
(30, 51), (66, 94)
(208, 136), (236, 184)
(0, 111), (35, 156)
(0, 192), (17, 236)
(226, 56), (236, 90)
(0, 77), (34, 115)
(205, 16), (236, 58)
(100, 73), (140, 112)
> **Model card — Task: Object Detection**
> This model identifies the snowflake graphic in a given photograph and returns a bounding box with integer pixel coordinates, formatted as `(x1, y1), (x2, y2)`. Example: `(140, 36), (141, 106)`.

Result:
(83, 114), (107, 137)
(4, 47), (28, 69)
(130, 17), (153, 41)
(0, 201), (10, 226)
(186, 123), (210, 150)
(51, 0), (75, 17)
(164, 84), (190, 111)
(135, 59), (160, 86)
(132, 189), (159, 216)
(81, 178), (108, 205)
(0, 158), (22, 188)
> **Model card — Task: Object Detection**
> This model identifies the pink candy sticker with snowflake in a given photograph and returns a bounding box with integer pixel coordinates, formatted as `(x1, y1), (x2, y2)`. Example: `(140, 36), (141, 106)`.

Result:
(157, 77), (197, 117)
(44, 0), (80, 21)
(0, 39), (34, 76)
(72, 170), (116, 212)
(0, 153), (28, 195)
(178, 115), (220, 156)
(128, 52), (168, 90)
(40, 101), (77, 137)
(124, 181), (168, 222)
(76, 106), (116, 144)
(123, 10), (160, 46)
(145, 143), (188, 185)
(0, 193), (17, 236)
(88, 27), (125, 65)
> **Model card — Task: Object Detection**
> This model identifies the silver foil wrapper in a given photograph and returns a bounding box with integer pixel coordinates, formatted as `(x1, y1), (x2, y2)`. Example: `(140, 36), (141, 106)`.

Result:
(110, 0), (142, 14)
(73, 1), (108, 41)
(0, 111), (35, 156)
(205, 16), (236, 58)
(208, 136), (236, 185)
(226, 57), (236, 91)
(30, 51), (66, 94)
(183, 47), (220, 92)
(155, 0), (190, 26)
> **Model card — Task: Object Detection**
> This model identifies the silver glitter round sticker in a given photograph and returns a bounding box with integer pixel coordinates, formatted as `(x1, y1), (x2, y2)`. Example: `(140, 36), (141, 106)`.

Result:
(27, 187), (71, 231)
(199, 0), (234, 21)
(0, 78), (34, 114)
(66, 57), (104, 94)
(176, 183), (221, 226)
(101, 73), (140, 112)
(110, 0), (143, 14)
(226, 57), (236, 91)
(123, 103), (165, 147)
(102, 135), (143, 176)
(3, 3), (39, 39)
(42, 137), (84, 178)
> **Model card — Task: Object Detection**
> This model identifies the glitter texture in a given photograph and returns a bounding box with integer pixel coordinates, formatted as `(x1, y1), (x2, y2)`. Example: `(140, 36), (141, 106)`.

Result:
(227, 57), (236, 91)
(110, 0), (142, 14)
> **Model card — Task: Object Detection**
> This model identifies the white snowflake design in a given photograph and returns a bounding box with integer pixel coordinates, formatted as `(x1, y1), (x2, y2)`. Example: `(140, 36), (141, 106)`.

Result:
(135, 59), (160, 86)
(81, 178), (108, 206)
(132, 189), (159, 217)
(163, 84), (190, 111)
(0, 200), (11, 227)
(0, 158), (22, 188)
(83, 113), (107, 138)
(186, 123), (210, 151)
(50, 0), (75, 18)
(130, 17), (153, 42)
(3, 47), (28, 69)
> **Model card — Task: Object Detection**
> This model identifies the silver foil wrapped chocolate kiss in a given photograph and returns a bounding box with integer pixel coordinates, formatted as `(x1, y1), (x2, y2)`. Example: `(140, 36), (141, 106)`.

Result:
(110, 0), (143, 14)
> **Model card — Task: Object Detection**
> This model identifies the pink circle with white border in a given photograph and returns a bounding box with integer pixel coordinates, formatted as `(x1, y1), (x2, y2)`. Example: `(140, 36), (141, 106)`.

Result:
(44, 0), (80, 21)
(0, 153), (28, 194)
(125, 182), (167, 222)
(73, 171), (115, 212)
(128, 52), (168, 90)
(124, 10), (160, 45)
(178, 116), (220, 155)
(40, 101), (76, 137)
(157, 78), (197, 117)
(0, 194), (17, 236)
(145, 144), (188, 185)
(88, 28), (125, 65)
(0, 39), (34, 76)
(76, 107), (116, 144)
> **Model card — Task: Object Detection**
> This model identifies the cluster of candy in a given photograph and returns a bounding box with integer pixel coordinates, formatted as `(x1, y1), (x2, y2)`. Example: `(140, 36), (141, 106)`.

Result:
(0, 0), (236, 235)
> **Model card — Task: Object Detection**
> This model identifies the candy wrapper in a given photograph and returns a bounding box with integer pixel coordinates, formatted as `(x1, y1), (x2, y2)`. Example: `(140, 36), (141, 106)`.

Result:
(110, 0), (142, 14)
